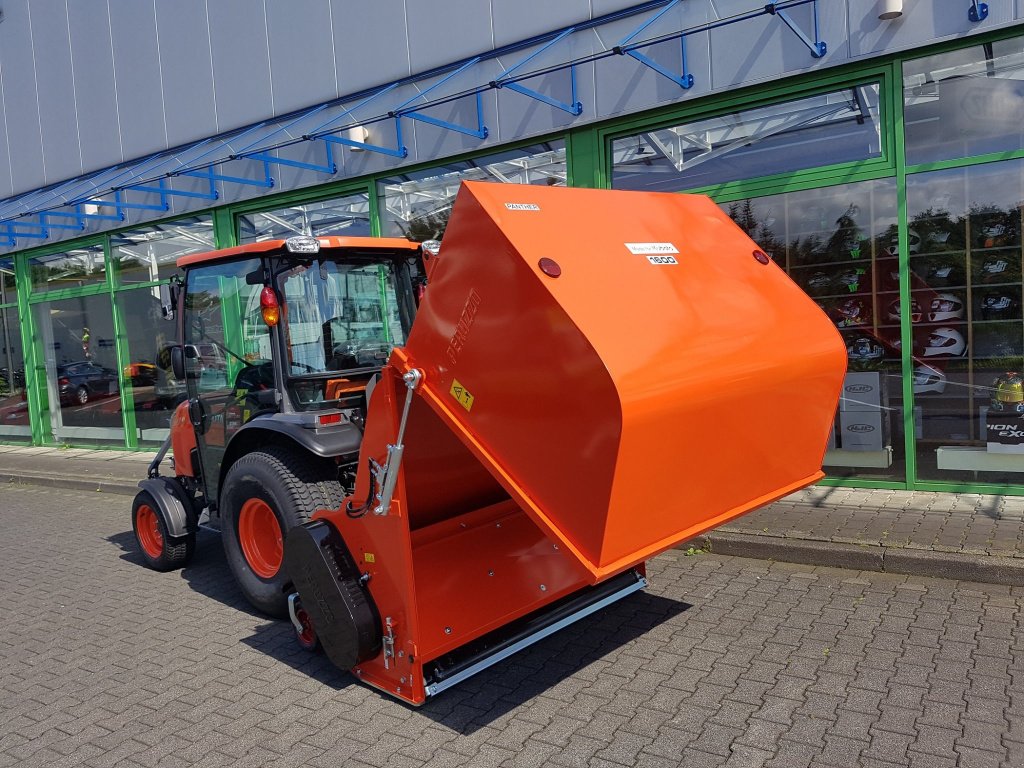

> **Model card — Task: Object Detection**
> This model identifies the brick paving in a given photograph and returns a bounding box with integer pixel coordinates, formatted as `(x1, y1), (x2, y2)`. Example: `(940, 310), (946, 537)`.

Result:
(3, 484), (1024, 767)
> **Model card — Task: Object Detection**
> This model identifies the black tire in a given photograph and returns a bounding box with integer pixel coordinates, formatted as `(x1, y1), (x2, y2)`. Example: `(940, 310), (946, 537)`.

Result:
(76, 386), (89, 405)
(220, 445), (345, 618)
(131, 490), (196, 571)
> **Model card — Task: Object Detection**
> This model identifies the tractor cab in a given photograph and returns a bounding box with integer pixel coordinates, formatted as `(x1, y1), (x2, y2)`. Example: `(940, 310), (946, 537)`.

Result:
(138, 236), (428, 577)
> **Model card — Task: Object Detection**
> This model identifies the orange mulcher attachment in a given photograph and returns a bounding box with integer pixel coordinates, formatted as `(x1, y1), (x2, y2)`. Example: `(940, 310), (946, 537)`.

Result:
(287, 181), (847, 705)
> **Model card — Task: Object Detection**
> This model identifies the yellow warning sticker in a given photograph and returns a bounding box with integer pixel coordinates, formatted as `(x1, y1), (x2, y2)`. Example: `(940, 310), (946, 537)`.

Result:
(364, 552), (376, 563)
(449, 379), (475, 412)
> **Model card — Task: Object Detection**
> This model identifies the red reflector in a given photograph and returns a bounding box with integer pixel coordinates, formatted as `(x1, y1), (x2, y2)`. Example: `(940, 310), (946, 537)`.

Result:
(260, 285), (278, 308)
(753, 250), (771, 265)
(318, 413), (342, 426)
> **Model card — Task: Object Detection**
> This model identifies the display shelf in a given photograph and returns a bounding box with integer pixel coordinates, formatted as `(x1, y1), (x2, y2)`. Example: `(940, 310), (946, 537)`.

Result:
(936, 445), (1024, 472)
(824, 447), (893, 469)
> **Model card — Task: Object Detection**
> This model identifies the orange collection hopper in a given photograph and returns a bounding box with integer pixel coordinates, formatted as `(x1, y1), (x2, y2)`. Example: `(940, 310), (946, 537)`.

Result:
(400, 181), (847, 581)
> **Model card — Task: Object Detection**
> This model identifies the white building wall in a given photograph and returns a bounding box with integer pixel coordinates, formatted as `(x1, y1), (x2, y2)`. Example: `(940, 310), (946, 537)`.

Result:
(0, 0), (1019, 199)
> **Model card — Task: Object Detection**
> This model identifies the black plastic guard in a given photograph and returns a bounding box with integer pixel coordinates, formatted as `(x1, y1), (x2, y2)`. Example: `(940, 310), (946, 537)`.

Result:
(283, 520), (382, 670)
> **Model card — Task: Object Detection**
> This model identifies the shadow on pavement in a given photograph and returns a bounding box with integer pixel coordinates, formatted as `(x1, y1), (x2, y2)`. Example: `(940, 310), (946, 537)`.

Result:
(109, 527), (689, 730)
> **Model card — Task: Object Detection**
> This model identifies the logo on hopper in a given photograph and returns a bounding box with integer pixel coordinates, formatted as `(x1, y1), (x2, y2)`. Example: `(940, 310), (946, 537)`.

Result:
(446, 290), (482, 366)
(626, 242), (679, 255)
(848, 424), (875, 433)
(845, 385), (872, 393)
(505, 202), (540, 211)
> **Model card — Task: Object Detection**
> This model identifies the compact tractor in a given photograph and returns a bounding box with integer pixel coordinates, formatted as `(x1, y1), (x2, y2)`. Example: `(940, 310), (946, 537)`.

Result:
(132, 181), (846, 705)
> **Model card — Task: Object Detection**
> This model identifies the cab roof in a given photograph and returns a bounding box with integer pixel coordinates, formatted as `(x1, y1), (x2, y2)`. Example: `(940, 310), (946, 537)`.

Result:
(177, 236), (421, 268)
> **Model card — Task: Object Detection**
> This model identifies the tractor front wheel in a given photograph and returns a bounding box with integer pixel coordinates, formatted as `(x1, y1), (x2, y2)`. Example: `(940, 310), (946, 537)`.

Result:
(221, 446), (344, 619)
(131, 490), (195, 571)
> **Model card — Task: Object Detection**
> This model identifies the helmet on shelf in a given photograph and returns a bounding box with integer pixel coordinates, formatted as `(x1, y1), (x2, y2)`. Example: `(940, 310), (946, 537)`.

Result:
(913, 364), (948, 395)
(923, 327), (967, 357)
(836, 298), (869, 327)
(885, 229), (921, 257)
(979, 258), (1010, 281)
(836, 268), (866, 292)
(806, 271), (832, 294)
(928, 292), (965, 322)
(847, 336), (885, 364)
(886, 297), (922, 323)
(980, 292), (1019, 320)
(925, 258), (961, 286)
(991, 372), (1024, 414)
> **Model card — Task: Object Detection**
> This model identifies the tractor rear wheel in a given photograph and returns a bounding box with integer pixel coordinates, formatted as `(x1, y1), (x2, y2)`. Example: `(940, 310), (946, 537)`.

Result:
(131, 490), (196, 571)
(221, 446), (345, 618)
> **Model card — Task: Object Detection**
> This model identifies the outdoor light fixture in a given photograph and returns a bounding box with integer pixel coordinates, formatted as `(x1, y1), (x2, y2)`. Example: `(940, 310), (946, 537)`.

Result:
(879, 0), (903, 20)
(343, 125), (370, 151)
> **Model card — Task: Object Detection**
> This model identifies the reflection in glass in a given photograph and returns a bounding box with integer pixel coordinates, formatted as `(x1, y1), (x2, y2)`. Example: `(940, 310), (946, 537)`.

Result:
(111, 217), (214, 284)
(0, 306), (29, 441)
(722, 179), (903, 481)
(904, 37), (1024, 166)
(33, 293), (123, 444)
(613, 84), (882, 192)
(908, 160), (1024, 482)
(379, 142), (566, 241)
(238, 194), (371, 243)
(30, 244), (106, 292)
(117, 288), (184, 446)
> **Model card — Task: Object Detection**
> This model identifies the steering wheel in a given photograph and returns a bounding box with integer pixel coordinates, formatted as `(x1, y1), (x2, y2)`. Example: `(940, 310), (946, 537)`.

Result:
(289, 362), (318, 375)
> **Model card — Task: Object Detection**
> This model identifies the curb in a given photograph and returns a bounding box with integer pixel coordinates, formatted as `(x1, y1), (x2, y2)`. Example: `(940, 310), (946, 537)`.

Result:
(6, 471), (1024, 587)
(686, 531), (1024, 587)
(1, 471), (138, 497)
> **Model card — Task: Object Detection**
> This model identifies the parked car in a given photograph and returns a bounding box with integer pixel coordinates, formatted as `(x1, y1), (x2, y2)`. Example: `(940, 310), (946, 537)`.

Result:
(57, 361), (119, 406)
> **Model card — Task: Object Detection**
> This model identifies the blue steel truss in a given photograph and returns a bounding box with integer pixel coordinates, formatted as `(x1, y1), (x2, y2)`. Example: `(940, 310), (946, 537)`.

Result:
(0, 0), (829, 248)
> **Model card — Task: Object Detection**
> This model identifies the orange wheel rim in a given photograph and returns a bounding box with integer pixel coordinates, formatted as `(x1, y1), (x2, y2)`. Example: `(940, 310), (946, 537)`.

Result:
(137, 504), (164, 559)
(239, 498), (283, 579)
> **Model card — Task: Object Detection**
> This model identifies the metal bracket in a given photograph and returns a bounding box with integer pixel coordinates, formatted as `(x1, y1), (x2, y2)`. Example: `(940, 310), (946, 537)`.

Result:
(182, 162), (275, 190)
(90, 189), (170, 214)
(765, 2), (826, 58)
(969, 0), (988, 21)
(319, 116), (409, 159)
(382, 616), (396, 670)
(615, 0), (694, 89)
(128, 175), (219, 204)
(44, 204), (126, 228)
(494, 28), (583, 115)
(243, 139), (337, 176)
(395, 59), (490, 140)
(373, 369), (422, 516)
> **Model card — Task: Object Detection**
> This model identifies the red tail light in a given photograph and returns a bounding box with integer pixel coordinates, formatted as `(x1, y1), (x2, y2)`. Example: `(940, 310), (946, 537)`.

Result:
(260, 285), (280, 327)
(58, 377), (69, 386)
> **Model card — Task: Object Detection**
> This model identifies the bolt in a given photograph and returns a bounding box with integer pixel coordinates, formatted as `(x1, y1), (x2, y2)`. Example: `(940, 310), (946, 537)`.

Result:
(398, 650), (404, 658)
(445, 626), (452, 635)
(488, 570), (494, 577)
(540, 584), (547, 592)
(400, 676), (407, 684)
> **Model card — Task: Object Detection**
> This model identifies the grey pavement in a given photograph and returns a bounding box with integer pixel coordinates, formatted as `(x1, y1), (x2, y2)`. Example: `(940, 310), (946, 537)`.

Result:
(2, 482), (1023, 767)
(3, 444), (1024, 585)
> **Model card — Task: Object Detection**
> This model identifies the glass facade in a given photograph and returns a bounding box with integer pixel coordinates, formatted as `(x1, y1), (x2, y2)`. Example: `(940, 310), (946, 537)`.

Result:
(379, 142), (566, 240)
(238, 194), (371, 243)
(2, 32), (1024, 496)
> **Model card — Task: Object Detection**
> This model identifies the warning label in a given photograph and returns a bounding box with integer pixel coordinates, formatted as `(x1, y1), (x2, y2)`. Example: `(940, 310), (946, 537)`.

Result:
(449, 379), (475, 412)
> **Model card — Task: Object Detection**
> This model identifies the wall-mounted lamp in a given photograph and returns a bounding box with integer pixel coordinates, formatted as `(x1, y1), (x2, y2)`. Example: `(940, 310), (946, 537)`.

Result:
(343, 125), (369, 151)
(879, 0), (903, 20)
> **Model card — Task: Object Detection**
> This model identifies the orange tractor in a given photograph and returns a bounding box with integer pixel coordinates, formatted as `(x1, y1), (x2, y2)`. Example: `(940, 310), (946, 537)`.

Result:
(132, 181), (846, 705)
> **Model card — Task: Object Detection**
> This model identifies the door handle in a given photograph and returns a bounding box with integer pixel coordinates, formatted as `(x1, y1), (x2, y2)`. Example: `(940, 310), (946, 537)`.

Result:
(188, 397), (207, 433)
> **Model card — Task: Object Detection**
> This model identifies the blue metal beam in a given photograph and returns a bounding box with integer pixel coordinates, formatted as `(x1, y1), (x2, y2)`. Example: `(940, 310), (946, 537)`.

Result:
(243, 139), (338, 175)
(766, 2), (826, 58)
(395, 59), (490, 140)
(89, 189), (170, 214)
(969, 0), (989, 21)
(493, 28), (583, 115)
(182, 164), (275, 189)
(127, 176), (219, 204)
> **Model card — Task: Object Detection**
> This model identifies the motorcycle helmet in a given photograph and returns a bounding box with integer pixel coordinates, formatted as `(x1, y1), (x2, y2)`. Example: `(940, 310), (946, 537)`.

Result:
(928, 292), (965, 322)
(913, 364), (948, 395)
(836, 298), (869, 327)
(925, 258), (962, 287)
(847, 336), (884, 363)
(981, 292), (1019, 320)
(836, 267), (866, 293)
(923, 327), (967, 358)
(991, 372), (1024, 414)
(886, 297), (922, 323)
(806, 271), (831, 294)
(885, 229), (922, 257)
(981, 223), (1012, 249)
(980, 258), (1010, 281)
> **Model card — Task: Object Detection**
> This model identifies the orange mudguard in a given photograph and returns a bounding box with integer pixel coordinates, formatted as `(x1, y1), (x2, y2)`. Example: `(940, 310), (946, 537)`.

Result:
(399, 181), (846, 580)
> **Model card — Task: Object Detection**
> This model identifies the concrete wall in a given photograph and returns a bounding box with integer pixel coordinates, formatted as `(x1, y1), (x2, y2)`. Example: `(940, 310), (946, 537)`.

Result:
(0, 0), (1019, 200)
